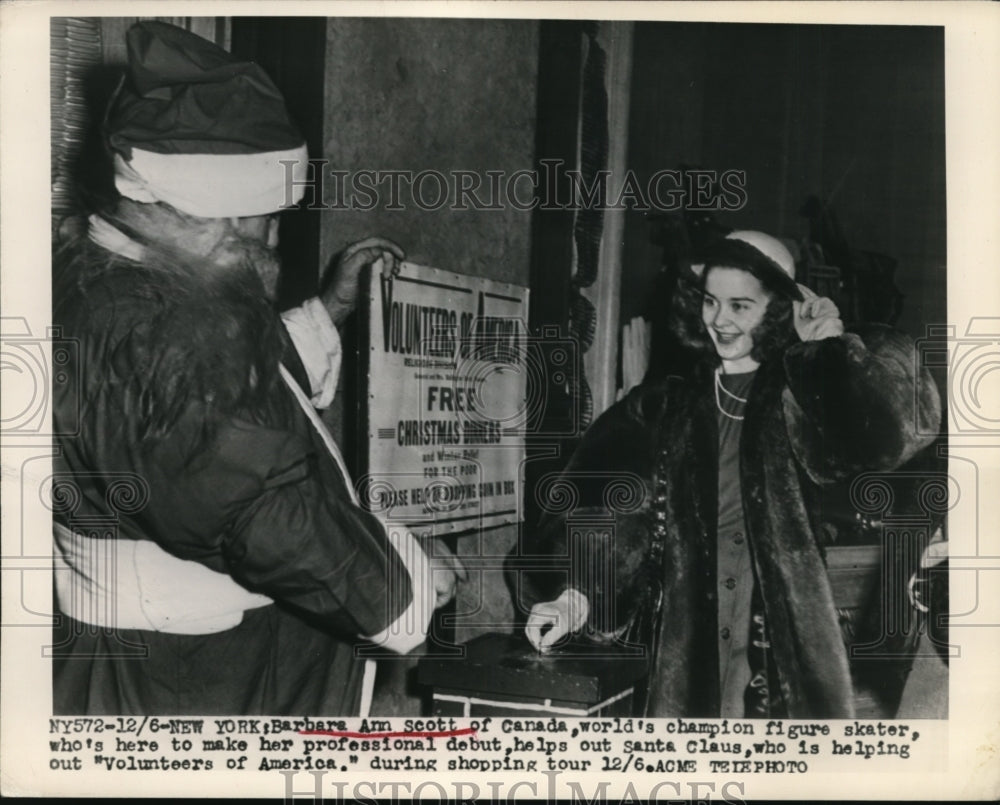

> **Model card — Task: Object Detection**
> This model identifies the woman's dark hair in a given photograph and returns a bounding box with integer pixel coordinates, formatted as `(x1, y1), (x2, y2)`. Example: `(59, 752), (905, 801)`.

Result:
(667, 238), (797, 369)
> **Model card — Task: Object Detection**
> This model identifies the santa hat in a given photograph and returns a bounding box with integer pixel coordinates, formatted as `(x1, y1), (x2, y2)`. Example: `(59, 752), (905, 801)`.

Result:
(106, 21), (308, 218)
(691, 229), (803, 301)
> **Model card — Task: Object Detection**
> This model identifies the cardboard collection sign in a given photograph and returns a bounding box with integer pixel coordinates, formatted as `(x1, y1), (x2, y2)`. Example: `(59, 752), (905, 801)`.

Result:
(360, 262), (530, 535)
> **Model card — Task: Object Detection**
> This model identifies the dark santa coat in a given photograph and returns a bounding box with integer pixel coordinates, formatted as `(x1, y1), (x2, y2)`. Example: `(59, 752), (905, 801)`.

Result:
(51, 229), (411, 715)
(523, 325), (941, 718)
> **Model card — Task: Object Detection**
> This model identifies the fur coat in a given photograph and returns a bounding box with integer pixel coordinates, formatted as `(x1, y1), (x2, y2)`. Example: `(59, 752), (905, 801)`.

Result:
(522, 325), (941, 718)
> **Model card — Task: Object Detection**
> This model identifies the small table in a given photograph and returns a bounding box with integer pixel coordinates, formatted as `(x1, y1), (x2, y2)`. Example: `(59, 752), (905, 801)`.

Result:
(417, 632), (649, 717)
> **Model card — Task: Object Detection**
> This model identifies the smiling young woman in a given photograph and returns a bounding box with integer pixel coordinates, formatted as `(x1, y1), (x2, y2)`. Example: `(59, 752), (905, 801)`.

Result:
(520, 230), (941, 719)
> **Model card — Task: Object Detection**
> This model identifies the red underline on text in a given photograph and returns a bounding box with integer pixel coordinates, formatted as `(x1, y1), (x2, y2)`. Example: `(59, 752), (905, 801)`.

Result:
(298, 729), (476, 739)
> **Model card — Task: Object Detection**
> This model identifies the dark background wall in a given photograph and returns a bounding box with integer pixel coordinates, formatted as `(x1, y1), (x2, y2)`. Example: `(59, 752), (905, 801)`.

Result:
(621, 23), (946, 340)
(320, 18), (539, 281)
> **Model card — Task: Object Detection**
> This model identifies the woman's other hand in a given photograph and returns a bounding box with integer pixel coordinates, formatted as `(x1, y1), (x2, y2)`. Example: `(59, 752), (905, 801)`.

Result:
(793, 284), (844, 342)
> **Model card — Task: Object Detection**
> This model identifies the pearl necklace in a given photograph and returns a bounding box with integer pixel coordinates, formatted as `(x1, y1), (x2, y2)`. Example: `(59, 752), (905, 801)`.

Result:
(715, 368), (748, 421)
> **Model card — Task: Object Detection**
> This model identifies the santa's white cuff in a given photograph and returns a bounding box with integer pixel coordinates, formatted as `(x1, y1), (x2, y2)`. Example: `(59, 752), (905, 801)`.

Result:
(281, 297), (341, 409)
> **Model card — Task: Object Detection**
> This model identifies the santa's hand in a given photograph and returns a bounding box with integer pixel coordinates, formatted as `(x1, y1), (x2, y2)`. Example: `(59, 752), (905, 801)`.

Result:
(793, 284), (844, 342)
(525, 589), (589, 652)
(322, 237), (404, 323)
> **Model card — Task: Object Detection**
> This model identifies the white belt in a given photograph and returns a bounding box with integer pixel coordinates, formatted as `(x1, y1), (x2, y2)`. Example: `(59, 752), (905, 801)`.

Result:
(53, 521), (273, 635)
(52, 362), (381, 715)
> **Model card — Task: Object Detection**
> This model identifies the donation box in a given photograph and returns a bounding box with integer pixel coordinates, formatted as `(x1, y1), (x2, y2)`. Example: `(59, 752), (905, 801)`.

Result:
(417, 633), (649, 717)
